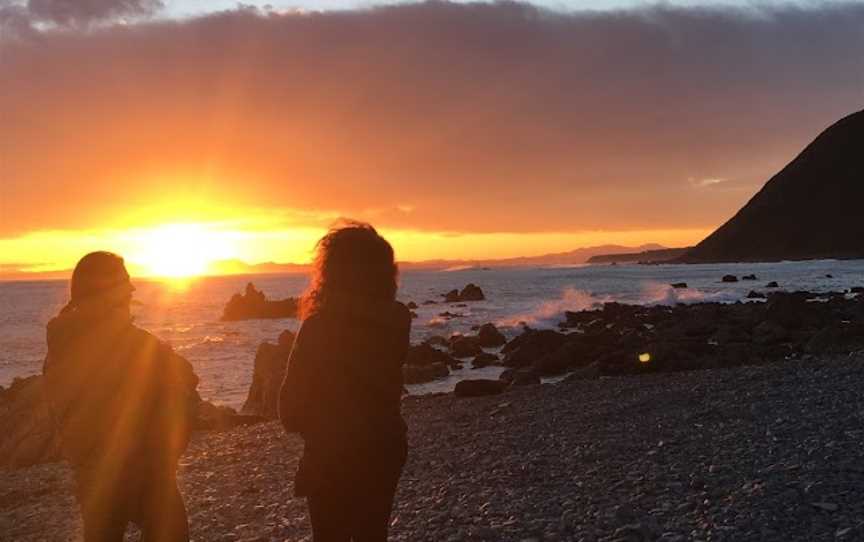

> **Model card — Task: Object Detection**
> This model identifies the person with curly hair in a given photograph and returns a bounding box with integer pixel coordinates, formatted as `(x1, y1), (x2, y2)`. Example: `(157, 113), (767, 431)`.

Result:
(279, 222), (410, 541)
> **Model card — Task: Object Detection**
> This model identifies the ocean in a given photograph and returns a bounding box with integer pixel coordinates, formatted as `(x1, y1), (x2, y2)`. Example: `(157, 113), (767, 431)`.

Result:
(2, 259), (863, 408)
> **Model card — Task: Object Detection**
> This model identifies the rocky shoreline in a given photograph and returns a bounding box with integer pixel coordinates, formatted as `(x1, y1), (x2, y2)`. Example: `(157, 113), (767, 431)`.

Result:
(3, 353), (864, 541)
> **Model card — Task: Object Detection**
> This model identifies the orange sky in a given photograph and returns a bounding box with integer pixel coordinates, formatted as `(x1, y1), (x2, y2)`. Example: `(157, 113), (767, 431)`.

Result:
(2, 2), (863, 277)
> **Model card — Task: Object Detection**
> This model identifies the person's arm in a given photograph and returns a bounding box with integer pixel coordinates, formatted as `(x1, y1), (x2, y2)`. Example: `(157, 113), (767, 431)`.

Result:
(153, 342), (200, 462)
(278, 318), (316, 434)
(392, 302), (411, 396)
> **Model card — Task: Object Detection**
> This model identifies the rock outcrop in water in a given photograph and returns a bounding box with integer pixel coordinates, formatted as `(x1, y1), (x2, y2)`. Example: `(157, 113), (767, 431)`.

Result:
(501, 290), (864, 381)
(221, 283), (298, 321)
(443, 284), (486, 303)
(241, 331), (296, 418)
(683, 110), (864, 262)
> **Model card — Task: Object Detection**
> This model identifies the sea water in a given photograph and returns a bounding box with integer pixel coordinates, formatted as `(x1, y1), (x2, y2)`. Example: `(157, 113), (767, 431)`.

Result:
(2, 259), (862, 408)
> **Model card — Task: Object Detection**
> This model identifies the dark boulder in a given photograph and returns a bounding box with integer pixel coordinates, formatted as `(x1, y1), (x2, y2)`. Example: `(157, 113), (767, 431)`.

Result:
(472, 352), (500, 368)
(746, 290), (766, 299)
(442, 284), (486, 303)
(742, 274), (758, 281)
(499, 369), (541, 386)
(502, 329), (568, 368)
(454, 379), (507, 397)
(459, 283), (485, 301)
(241, 330), (295, 418)
(405, 343), (457, 367)
(403, 363), (450, 384)
(670, 282), (688, 289)
(766, 281), (780, 288)
(765, 293), (817, 329)
(476, 323), (507, 347)
(721, 275), (739, 283)
(221, 283), (298, 321)
(851, 286), (864, 294)
(533, 340), (593, 376)
(449, 335), (483, 358)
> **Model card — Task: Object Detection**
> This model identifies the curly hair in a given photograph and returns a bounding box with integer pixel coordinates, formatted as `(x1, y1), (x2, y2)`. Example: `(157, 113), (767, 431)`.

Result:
(300, 221), (398, 319)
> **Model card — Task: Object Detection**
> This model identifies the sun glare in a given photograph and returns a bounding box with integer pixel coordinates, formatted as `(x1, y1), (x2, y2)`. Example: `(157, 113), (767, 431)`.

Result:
(128, 224), (235, 279)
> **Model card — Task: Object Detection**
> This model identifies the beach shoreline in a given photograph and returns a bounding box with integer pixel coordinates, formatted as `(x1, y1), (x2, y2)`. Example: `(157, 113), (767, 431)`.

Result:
(3, 353), (864, 541)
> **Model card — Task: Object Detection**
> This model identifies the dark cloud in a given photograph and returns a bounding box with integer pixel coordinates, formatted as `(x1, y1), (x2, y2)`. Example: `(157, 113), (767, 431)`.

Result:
(1, 1), (863, 236)
(0, 0), (162, 30)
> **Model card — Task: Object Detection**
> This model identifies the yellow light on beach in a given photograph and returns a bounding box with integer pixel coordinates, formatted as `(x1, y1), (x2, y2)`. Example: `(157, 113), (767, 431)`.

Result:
(638, 352), (652, 363)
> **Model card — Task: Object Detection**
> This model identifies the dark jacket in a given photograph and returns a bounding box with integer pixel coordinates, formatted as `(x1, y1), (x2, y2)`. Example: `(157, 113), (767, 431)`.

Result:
(279, 300), (410, 497)
(43, 307), (199, 477)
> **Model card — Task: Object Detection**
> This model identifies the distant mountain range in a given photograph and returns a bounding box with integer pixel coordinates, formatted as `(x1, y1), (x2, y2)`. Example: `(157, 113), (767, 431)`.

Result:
(587, 247), (691, 264)
(211, 244), (668, 275)
(682, 110), (864, 263)
(0, 244), (669, 281)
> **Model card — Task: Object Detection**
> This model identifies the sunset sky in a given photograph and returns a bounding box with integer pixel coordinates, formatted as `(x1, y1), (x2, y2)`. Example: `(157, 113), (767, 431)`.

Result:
(1, 0), (863, 277)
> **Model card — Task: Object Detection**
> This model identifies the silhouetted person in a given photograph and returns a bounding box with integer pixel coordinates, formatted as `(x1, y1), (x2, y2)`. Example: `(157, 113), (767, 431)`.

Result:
(279, 222), (410, 542)
(42, 252), (199, 542)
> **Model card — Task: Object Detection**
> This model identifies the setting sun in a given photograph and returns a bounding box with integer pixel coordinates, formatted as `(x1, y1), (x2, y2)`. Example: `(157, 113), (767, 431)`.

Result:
(127, 224), (237, 278)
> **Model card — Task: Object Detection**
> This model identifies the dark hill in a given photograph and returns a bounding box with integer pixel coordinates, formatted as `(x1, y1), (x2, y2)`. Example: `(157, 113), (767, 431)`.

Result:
(683, 110), (864, 263)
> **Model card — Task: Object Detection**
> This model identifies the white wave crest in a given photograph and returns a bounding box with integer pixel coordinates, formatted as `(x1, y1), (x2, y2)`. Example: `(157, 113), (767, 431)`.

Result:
(496, 287), (611, 328)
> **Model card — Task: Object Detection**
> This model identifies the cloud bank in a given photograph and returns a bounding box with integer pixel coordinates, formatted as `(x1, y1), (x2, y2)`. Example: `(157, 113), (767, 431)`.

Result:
(1, 1), (862, 237)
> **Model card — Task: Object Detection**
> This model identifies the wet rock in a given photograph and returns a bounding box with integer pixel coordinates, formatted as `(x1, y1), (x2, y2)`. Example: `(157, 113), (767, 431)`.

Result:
(405, 344), (457, 368)
(442, 284), (486, 303)
(449, 336), (483, 359)
(742, 274), (758, 281)
(403, 363), (450, 385)
(241, 331), (295, 418)
(747, 290), (767, 299)
(499, 369), (541, 386)
(454, 379), (507, 397)
(472, 352), (500, 369)
(502, 329), (568, 368)
(766, 281), (780, 288)
(458, 283), (485, 301)
(534, 341), (590, 376)
(670, 282), (688, 289)
(476, 323), (507, 347)
(721, 275), (739, 283)
(221, 283), (298, 321)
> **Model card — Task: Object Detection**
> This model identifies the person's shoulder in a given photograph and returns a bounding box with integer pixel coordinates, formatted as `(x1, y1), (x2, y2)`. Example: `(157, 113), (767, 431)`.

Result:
(127, 325), (166, 350)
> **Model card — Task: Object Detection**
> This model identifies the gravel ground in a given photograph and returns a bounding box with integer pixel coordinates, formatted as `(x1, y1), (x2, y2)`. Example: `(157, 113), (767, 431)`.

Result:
(3, 354), (864, 541)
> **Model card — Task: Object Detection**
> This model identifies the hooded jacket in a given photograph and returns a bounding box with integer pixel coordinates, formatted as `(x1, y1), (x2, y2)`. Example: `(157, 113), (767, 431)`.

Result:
(279, 300), (410, 496)
(43, 306), (199, 474)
